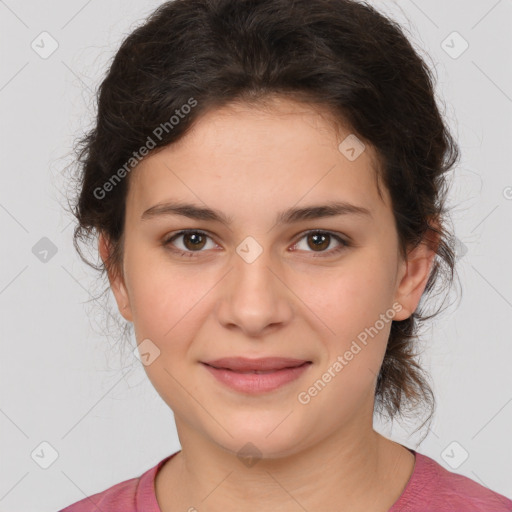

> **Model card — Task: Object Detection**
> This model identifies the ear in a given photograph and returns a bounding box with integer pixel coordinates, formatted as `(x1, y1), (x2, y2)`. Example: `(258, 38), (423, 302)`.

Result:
(98, 232), (133, 322)
(393, 228), (439, 322)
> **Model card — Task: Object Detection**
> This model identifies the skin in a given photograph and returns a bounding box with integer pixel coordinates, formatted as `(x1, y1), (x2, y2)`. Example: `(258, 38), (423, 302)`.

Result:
(99, 96), (437, 511)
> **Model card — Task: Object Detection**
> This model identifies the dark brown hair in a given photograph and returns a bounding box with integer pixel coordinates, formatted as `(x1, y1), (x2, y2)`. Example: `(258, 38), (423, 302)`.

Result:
(68, 0), (460, 434)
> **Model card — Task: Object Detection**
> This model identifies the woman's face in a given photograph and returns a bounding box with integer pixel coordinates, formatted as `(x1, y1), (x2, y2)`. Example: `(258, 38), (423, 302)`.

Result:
(102, 97), (433, 458)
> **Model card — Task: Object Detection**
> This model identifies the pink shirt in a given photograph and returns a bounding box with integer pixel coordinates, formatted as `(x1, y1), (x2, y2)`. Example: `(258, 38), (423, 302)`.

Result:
(59, 448), (512, 511)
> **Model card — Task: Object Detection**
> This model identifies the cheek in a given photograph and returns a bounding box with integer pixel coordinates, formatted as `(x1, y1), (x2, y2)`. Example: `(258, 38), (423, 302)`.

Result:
(309, 260), (395, 377)
(306, 274), (394, 411)
(309, 258), (396, 330)
(128, 275), (174, 337)
(126, 261), (207, 405)
(125, 243), (205, 329)
(126, 238), (396, 349)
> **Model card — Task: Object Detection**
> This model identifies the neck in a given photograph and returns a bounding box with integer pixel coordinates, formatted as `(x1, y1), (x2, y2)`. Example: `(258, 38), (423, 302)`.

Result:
(156, 422), (413, 512)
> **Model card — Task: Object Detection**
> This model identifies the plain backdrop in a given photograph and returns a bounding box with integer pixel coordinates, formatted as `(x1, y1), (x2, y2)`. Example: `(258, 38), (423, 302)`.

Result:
(0, 0), (511, 510)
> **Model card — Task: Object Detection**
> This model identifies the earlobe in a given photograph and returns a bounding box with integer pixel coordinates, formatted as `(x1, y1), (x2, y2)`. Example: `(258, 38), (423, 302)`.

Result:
(98, 232), (133, 322)
(392, 236), (438, 322)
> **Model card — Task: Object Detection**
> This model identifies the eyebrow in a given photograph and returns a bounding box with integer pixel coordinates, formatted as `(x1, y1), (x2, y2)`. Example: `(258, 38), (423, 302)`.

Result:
(141, 200), (372, 225)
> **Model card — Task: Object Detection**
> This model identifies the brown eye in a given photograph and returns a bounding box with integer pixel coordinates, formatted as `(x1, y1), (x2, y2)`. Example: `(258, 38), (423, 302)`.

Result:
(164, 230), (215, 256)
(307, 232), (330, 251)
(292, 230), (349, 257)
(182, 232), (207, 251)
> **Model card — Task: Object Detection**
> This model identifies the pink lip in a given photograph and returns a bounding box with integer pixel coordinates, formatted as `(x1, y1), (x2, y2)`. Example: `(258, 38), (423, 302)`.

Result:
(201, 357), (312, 394)
(202, 357), (309, 371)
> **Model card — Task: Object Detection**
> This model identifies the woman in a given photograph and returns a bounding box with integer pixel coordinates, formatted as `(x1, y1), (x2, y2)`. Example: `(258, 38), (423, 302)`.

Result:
(61, 0), (512, 510)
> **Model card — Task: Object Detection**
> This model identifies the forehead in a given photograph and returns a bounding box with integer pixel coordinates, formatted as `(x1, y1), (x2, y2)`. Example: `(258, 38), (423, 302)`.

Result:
(127, 98), (390, 220)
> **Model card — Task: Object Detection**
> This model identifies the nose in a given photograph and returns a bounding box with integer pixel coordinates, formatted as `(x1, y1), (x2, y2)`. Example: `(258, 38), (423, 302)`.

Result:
(215, 246), (294, 338)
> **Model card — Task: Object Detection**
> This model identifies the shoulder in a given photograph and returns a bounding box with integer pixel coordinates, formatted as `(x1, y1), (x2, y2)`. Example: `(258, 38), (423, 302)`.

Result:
(392, 450), (512, 512)
(58, 475), (140, 511)
(58, 454), (175, 512)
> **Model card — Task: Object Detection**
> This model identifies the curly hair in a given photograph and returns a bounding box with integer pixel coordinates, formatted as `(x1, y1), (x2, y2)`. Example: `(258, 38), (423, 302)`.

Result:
(68, 0), (460, 434)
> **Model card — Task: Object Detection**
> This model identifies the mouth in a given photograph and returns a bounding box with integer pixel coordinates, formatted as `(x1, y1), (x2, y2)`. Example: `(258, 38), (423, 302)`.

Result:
(200, 357), (312, 394)
(202, 357), (312, 372)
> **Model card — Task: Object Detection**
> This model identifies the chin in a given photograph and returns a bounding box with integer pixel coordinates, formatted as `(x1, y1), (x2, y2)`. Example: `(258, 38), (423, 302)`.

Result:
(210, 422), (307, 462)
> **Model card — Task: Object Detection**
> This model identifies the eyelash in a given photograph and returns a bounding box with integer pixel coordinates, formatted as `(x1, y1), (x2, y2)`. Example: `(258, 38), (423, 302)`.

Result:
(162, 229), (350, 258)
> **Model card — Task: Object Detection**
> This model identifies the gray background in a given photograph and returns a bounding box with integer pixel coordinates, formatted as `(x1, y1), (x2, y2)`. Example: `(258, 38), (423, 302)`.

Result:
(1, 0), (511, 510)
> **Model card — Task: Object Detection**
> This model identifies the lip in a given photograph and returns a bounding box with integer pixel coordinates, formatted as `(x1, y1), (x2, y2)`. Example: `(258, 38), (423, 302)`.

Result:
(201, 357), (312, 394)
(202, 357), (310, 372)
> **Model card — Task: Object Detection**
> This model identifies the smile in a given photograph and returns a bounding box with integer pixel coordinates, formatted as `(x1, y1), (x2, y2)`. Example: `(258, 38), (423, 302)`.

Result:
(201, 360), (312, 394)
